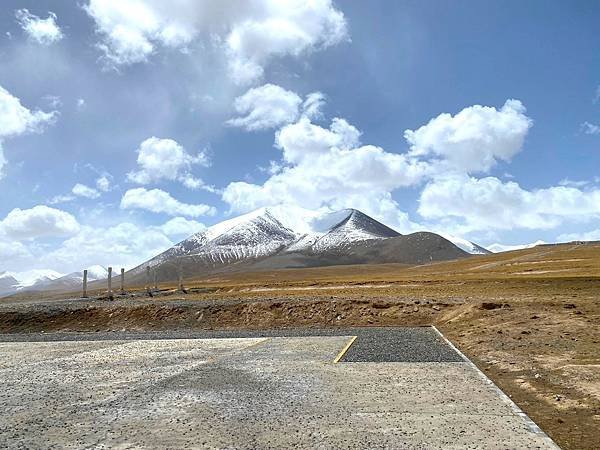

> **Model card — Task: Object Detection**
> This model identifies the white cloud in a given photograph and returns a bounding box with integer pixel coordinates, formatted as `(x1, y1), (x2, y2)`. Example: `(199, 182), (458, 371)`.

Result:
(127, 137), (210, 190)
(0, 205), (80, 240)
(0, 143), (6, 179)
(72, 183), (101, 199)
(84, 0), (348, 82)
(0, 85), (57, 138)
(156, 217), (205, 239)
(0, 237), (33, 266)
(48, 194), (75, 205)
(581, 121), (600, 135)
(302, 91), (326, 120)
(404, 99), (532, 173)
(15, 9), (64, 45)
(0, 84), (57, 179)
(227, 84), (329, 131)
(0, 217), (196, 273)
(418, 174), (600, 233)
(76, 98), (86, 110)
(558, 230), (600, 242)
(486, 240), (547, 253)
(96, 175), (111, 192)
(275, 116), (362, 164)
(227, 84), (302, 131)
(38, 222), (174, 273)
(223, 115), (430, 232)
(120, 187), (216, 217)
(221, 92), (600, 236)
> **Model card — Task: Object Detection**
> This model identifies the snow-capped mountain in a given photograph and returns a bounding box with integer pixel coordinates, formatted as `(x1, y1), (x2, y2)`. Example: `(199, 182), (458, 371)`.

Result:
(0, 273), (19, 297)
(487, 240), (547, 253)
(0, 266), (108, 298)
(0, 269), (64, 298)
(132, 208), (401, 273)
(128, 207), (475, 281)
(438, 233), (491, 255)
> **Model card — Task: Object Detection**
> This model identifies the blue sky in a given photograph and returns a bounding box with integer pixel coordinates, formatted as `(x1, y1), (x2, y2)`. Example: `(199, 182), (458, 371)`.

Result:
(0, 0), (599, 274)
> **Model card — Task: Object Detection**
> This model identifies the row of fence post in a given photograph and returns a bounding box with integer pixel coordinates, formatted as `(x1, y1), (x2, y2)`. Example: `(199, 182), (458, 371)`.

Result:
(82, 265), (185, 298)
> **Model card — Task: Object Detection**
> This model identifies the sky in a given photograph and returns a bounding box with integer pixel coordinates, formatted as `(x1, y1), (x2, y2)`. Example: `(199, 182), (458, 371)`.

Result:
(0, 0), (599, 275)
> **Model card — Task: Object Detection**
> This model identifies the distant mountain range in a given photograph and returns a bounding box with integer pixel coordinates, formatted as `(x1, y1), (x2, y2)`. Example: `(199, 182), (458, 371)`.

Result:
(125, 207), (488, 284)
(1, 207), (503, 298)
(0, 266), (107, 298)
(486, 240), (548, 253)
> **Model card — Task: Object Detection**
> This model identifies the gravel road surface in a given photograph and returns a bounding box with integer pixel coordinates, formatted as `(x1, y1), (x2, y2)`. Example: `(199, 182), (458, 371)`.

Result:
(0, 326), (463, 362)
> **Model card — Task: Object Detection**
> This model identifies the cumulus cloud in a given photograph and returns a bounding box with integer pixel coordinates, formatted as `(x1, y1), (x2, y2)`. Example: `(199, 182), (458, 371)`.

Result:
(0, 237), (33, 265)
(95, 175), (111, 192)
(227, 84), (328, 131)
(0, 143), (6, 179)
(0, 216), (205, 273)
(0, 85), (57, 138)
(156, 217), (205, 239)
(221, 92), (600, 237)
(558, 229), (600, 242)
(15, 9), (64, 45)
(275, 117), (361, 164)
(127, 137), (210, 190)
(120, 187), (216, 217)
(72, 183), (100, 199)
(0, 84), (57, 179)
(581, 121), (600, 135)
(223, 115), (430, 232)
(84, 0), (348, 82)
(404, 99), (532, 173)
(418, 174), (600, 233)
(0, 205), (80, 240)
(227, 84), (302, 131)
(302, 92), (326, 120)
(39, 222), (174, 273)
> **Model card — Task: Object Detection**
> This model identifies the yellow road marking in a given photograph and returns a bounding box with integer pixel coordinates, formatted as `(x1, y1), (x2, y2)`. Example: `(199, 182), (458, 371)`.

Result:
(333, 336), (357, 363)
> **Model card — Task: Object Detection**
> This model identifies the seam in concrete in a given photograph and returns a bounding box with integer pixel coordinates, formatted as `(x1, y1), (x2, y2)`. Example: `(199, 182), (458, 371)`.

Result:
(333, 336), (357, 363)
(431, 325), (561, 449)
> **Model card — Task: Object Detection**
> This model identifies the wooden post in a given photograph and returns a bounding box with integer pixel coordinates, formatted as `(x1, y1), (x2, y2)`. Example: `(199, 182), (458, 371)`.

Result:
(146, 266), (151, 295)
(82, 269), (88, 298)
(107, 267), (113, 299)
(120, 268), (125, 294)
(178, 264), (185, 293)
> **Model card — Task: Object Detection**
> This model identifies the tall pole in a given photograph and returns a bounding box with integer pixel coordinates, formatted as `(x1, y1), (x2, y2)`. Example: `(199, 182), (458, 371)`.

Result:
(82, 269), (88, 298)
(107, 266), (113, 299)
(120, 268), (125, 294)
(146, 266), (151, 295)
(153, 268), (157, 290)
(178, 263), (184, 292)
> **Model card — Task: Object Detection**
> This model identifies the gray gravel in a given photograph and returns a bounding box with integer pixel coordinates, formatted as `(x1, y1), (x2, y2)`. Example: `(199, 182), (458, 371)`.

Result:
(0, 327), (464, 362)
(0, 334), (558, 449)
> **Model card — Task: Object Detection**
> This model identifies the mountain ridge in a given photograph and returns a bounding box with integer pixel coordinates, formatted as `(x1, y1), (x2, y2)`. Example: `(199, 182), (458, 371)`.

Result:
(125, 206), (478, 283)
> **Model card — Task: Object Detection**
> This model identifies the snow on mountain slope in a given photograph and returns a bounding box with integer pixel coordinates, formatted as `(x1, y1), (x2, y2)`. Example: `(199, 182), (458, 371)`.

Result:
(133, 208), (299, 272)
(0, 266), (108, 297)
(438, 233), (491, 255)
(301, 209), (400, 253)
(0, 273), (19, 296)
(487, 240), (547, 253)
(123, 206), (495, 282)
(134, 207), (404, 273)
(56, 265), (109, 283)
(12, 269), (64, 288)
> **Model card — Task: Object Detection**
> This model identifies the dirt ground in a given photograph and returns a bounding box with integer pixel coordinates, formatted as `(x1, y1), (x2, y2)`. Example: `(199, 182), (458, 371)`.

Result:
(1, 243), (599, 449)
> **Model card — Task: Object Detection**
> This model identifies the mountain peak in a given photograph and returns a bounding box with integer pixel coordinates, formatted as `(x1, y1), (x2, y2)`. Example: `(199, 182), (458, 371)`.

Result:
(123, 205), (480, 280)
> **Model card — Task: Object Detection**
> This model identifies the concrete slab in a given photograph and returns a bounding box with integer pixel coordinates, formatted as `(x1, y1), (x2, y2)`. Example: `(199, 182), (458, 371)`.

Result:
(0, 336), (558, 449)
